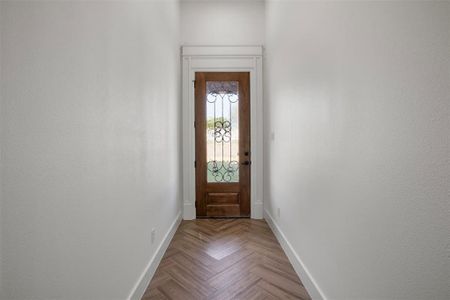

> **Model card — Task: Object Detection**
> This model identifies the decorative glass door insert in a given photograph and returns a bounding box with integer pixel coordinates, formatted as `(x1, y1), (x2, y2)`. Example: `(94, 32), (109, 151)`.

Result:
(206, 81), (240, 183)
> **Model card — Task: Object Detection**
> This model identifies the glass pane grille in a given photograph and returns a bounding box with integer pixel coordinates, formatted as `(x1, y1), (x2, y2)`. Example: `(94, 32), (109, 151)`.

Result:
(206, 81), (239, 183)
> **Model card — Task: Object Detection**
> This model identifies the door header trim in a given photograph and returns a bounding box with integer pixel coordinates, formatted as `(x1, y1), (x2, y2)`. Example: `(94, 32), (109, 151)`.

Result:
(182, 45), (263, 57)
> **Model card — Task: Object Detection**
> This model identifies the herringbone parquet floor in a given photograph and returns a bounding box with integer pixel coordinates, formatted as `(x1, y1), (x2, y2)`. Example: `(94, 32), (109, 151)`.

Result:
(142, 219), (311, 300)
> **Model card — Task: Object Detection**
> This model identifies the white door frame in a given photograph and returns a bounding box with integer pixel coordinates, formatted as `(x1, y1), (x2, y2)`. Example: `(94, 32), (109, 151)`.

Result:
(181, 46), (263, 220)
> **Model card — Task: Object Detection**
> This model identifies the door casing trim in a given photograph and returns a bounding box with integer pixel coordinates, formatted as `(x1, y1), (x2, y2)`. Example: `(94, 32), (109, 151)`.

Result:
(181, 45), (263, 220)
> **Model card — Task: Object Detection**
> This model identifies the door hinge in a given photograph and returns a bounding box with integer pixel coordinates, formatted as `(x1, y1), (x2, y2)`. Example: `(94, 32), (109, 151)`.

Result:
(194, 161), (197, 168)
(195, 202), (197, 208)
(193, 80), (196, 89)
(194, 121), (196, 128)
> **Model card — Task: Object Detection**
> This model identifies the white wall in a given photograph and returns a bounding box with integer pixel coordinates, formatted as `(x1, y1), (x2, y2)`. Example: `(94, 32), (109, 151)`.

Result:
(0, 5), (5, 290)
(181, 0), (264, 45)
(0, 2), (3, 289)
(0, 1), (181, 299)
(265, 1), (450, 299)
(0, 3), (3, 291)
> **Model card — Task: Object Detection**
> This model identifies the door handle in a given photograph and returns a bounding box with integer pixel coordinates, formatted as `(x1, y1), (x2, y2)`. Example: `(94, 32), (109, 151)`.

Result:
(241, 160), (251, 166)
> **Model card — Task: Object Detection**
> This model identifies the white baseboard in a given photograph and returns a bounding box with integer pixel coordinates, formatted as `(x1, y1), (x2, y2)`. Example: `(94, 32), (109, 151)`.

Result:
(183, 202), (195, 220)
(264, 209), (326, 300)
(127, 211), (182, 300)
(251, 201), (264, 219)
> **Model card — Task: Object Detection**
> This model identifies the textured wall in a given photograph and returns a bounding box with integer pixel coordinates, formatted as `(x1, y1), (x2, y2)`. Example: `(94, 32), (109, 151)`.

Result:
(181, 0), (265, 45)
(0, 1), (181, 298)
(265, 1), (450, 299)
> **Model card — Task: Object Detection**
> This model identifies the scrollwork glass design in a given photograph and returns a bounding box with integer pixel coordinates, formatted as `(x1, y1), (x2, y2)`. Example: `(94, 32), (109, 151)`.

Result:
(206, 81), (239, 183)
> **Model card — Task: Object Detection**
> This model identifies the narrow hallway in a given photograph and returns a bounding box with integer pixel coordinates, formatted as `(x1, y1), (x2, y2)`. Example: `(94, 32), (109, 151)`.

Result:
(142, 219), (310, 300)
(0, 1), (448, 299)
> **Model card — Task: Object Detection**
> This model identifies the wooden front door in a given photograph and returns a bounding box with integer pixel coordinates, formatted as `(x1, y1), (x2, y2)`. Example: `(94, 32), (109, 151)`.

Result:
(195, 72), (251, 217)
